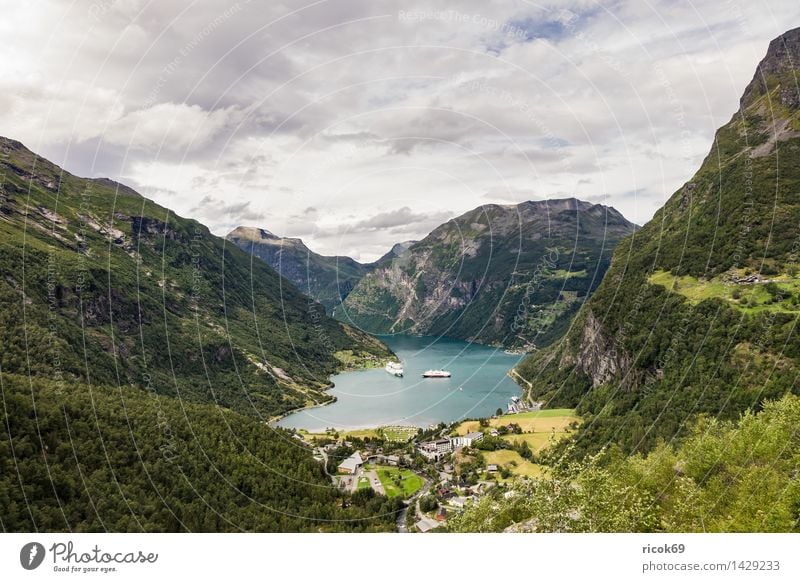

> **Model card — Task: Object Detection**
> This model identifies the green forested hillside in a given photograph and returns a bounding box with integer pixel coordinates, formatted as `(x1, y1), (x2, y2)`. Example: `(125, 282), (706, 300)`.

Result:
(0, 136), (397, 532)
(449, 394), (800, 532)
(0, 374), (400, 532)
(515, 27), (800, 455)
(0, 136), (390, 419)
(340, 198), (635, 348)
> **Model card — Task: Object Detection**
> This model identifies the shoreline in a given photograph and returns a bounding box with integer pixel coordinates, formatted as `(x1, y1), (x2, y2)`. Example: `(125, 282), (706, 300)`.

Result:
(268, 356), (394, 428)
(274, 337), (524, 432)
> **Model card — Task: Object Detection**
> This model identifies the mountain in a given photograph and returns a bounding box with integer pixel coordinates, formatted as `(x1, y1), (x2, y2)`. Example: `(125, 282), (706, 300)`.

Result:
(338, 199), (636, 348)
(0, 373), (401, 532)
(227, 226), (373, 313)
(515, 27), (800, 455)
(375, 240), (418, 265)
(0, 136), (391, 420)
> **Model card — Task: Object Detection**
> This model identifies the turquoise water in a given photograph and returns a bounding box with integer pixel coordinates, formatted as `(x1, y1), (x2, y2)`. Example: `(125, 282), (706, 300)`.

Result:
(277, 335), (524, 431)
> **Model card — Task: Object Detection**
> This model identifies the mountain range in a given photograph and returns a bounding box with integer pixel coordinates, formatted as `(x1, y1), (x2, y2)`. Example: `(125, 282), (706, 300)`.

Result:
(339, 199), (636, 348)
(226, 226), (370, 313)
(3, 24), (799, 534)
(233, 199), (636, 349)
(0, 137), (391, 418)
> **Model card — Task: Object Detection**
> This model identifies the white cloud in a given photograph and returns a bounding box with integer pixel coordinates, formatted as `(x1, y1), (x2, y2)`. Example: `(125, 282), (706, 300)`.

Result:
(103, 102), (237, 150)
(0, 0), (798, 260)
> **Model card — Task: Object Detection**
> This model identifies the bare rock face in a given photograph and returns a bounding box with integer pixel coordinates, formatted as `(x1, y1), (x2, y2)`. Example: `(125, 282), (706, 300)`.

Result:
(558, 311), (632, 389)
(740, 26), (800, 110)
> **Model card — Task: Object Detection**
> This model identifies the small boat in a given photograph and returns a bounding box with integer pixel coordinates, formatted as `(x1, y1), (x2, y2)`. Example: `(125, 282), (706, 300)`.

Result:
(422, 369), (451, 378)
(385, 361), (404, 377)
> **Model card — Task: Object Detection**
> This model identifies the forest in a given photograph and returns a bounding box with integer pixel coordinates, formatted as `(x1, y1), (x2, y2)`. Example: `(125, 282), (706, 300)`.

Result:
(0, 374), (401, 532)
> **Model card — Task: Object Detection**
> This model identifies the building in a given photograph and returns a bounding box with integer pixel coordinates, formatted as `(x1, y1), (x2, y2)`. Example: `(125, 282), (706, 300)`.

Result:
(486, 464), (498, 473)
(450, 431), (484, 449)
(448, 496), (471, 509)
(375, 454), (400, 466)
(337, 451), (364, 474)
(418, 438), (453, 461)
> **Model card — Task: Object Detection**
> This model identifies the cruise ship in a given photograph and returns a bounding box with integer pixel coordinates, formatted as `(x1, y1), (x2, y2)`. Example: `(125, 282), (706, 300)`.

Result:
(422, 369), (451, 378)
(385, 361), (404, 377)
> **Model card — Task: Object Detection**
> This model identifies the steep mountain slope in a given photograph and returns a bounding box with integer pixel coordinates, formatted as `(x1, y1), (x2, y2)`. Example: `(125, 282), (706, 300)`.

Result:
(516, 27), (800, 454)
(339, 199), (636, 348)
(0, 373), (401, 532)
(227, 226), (373, 313)
(0, 137), (390, 419)
(449, 394), (800, 533)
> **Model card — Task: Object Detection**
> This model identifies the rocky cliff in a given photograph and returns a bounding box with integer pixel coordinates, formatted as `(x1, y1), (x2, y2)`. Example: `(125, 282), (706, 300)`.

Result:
(339, 198), (635, 348)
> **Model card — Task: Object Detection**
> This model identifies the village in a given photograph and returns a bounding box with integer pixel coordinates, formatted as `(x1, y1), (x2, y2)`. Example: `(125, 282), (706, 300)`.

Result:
(292, 399), (580, 532)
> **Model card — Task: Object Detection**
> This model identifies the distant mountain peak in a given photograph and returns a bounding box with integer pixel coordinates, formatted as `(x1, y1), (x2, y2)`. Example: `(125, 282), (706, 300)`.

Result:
(341, 197), (634, 347)
(740, 26), (800, 110)
(0, 136), (28, 151)
(376, 240), (418, 263)
(227, 225), (371, 312)
(228, 225), (278, 241)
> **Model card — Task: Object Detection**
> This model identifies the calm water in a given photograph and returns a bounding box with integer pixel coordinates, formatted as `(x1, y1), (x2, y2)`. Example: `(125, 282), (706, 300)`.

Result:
(277, 335), (523, 431)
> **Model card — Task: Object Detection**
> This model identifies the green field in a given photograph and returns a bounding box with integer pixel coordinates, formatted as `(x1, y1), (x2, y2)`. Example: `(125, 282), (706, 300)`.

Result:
(482, 450), (544, 479)
(380, 426), (418, 442)
(649, 270), (800, 314)
(552, 269), (588, 279)
(451, 409), (579, 479)
(454, 408), (579, 435)
(372, 466), (424, 499)
(501, 432), (563, 453)
(333, 350), (387, 368)
(298, 425), (416, 443)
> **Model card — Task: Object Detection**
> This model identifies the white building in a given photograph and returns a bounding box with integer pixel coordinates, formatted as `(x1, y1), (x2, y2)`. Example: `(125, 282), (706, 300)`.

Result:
(417, 438), (453, 461)
(450, 431), (484, 449)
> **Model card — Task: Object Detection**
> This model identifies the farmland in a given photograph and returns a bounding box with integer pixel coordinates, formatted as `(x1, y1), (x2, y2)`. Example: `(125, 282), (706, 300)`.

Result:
(648, 270), (800, 314)
(453, 408), (579, 435)
(482, 450), (544, 478)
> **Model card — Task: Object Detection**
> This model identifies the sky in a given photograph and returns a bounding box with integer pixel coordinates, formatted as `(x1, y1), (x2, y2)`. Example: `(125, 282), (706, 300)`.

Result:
(1, 0), (798, 261)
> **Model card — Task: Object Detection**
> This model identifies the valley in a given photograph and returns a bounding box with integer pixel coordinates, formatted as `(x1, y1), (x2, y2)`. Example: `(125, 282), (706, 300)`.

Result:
(2, 19), (800, 537)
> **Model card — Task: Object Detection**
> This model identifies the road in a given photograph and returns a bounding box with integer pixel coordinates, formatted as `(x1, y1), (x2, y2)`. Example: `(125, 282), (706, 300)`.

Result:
(393, 477), (436, 533)
(317, 447), (331, 478)
(396, 504), (409, 533)
(365, 469), (385, 496)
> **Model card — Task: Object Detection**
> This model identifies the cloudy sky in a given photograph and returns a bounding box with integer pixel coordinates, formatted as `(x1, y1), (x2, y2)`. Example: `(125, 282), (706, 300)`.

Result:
(1, 0), (798, 260)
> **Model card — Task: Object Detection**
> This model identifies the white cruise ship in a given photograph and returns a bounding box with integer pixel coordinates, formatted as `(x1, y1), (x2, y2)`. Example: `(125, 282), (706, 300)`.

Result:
(385, 361), (404, 377)
(422, 369), (451, 378)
